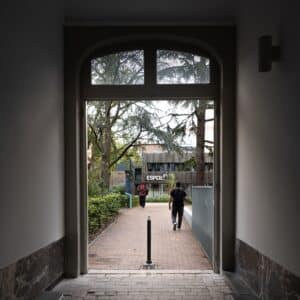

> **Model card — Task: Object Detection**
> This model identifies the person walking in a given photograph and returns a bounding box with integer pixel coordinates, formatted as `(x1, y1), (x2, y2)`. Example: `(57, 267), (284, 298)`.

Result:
(137, 182), (148, 208)
(169, 182), (186, 231)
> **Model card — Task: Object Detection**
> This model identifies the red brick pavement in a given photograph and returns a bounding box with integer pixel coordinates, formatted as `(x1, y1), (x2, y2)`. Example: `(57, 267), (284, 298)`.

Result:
(88, 203), (211, 270)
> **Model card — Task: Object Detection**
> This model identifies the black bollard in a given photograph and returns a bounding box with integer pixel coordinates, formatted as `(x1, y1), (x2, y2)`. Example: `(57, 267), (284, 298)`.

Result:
(143, 216), (155, 269)
(146, 216), (152, 264)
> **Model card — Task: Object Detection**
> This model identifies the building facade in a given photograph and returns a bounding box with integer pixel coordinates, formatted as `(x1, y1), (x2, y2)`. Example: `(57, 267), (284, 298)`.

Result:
(135, 150), (213, 198)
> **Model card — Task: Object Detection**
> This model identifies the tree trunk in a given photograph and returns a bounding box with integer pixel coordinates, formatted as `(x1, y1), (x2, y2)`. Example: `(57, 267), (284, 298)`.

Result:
(100, 102), (112, 192)
(100, 148), (111, 192)
(195, 106), (206, 186)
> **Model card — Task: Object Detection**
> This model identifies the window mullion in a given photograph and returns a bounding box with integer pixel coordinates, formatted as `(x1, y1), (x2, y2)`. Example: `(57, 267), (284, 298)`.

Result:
(144, 48), (156, 88)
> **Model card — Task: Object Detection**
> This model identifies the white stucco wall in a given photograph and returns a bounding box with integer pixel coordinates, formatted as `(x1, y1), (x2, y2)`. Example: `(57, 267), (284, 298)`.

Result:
(236, 0), (300, 276)
(0, 0), (64, 268)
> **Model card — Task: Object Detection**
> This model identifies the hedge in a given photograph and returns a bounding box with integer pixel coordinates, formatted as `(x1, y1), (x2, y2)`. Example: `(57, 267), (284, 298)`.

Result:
(88, 192), (190, 236)
(145, 194), (170, 202)
(132, 195), (139, 207)
(88, 192), (128, 235)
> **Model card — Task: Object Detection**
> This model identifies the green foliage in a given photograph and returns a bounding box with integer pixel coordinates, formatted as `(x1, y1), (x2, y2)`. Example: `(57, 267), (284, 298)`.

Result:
(88, 181), (101, 197)
(157, 50), (210, 84)
(88, 192), (129, 235)
(110, 185), (126, 194)
(110, 185), (130, 207)
(146, 194), (170, 202)
(116, 146), (142, 168)
(88, 169), (103, 197)
(183, 157), (196, 170)
(87, 99), (183, 191)
(88, 52), (215, 192)
(91, 51), (144, 85)
(132, 195), (140, 207)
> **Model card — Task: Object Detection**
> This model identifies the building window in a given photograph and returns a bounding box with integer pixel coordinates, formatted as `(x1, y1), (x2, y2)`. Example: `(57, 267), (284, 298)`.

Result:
(147, 163), (153, 172)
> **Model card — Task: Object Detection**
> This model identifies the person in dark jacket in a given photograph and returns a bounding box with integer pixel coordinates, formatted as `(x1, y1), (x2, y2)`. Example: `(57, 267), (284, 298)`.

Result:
(169, 182), (186, 231)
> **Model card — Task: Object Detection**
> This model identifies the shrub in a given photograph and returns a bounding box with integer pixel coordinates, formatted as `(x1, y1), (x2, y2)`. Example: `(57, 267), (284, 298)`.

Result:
(110, 185), (126, 194)
(88, 192), (126, 235)
(132, 195), (139, 207)
(88, 180), (103, 197)
(105, 192), (129, 208)
(88, 167), (105, 197)
(146, 194), (170, 202)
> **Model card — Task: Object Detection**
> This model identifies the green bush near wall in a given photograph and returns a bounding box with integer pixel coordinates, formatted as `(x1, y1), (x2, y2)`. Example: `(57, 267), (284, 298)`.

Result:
(88, 192), (129, 235)
(88, 192), (190, 236)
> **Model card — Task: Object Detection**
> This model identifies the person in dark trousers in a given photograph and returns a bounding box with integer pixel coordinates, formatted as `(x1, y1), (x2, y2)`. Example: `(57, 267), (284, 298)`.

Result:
(169, 182), (186, 231)
(137, 182), (148, 208)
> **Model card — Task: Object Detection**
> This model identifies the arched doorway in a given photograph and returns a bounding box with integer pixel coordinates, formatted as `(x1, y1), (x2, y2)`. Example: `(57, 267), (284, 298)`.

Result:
(64, 27), (235, 277)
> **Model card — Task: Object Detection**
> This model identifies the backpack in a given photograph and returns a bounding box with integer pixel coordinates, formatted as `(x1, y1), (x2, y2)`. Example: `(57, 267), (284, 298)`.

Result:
(138, 184), (148, 196)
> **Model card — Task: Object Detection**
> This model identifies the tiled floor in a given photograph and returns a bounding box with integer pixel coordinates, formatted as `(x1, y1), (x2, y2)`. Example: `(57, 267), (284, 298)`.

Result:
(89, 203), (211, 270)
(53, 270), (234, 300)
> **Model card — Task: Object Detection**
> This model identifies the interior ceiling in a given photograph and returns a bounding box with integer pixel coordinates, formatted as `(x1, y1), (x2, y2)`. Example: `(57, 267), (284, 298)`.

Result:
(64, 0), (236, 25)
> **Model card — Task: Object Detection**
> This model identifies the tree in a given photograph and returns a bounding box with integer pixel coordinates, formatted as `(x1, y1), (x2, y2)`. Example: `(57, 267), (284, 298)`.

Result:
(157, 50), (210, 84)
(91, 50), (144, 85)
(168, 100), (214, 185)
(89, 50), (144, 192)
(156, 50), (213, 186)
(88, 100), (180, 192)
(88, 49), (213, 192)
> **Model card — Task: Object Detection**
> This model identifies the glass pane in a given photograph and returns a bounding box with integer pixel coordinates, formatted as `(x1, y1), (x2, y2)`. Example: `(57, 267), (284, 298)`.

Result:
(157, 50), (210, 84)
(91, 50), (144, 85)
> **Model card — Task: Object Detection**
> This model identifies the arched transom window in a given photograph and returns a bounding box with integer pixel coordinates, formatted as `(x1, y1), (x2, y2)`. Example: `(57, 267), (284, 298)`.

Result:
(90, 49), (210, 86)
(81, 44), (218, 100)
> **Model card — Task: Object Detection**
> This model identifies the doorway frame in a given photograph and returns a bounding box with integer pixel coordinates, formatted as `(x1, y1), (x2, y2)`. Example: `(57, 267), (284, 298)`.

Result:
(64, 26), (236, 277)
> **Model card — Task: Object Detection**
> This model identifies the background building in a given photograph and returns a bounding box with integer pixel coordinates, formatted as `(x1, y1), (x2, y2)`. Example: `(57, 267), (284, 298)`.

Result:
(138, 151), (213, 197)
(110, 144), (213, 197)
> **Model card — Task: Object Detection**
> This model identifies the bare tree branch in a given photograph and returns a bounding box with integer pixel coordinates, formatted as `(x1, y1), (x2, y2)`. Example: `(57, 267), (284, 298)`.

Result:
(88, 123), (103, 153)
(109, 130), (142, 168)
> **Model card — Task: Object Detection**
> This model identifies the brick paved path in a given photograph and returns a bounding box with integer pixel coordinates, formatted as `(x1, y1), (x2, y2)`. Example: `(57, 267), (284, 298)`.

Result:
(89, 203), (211, 270)
(54, 270), (234, 300)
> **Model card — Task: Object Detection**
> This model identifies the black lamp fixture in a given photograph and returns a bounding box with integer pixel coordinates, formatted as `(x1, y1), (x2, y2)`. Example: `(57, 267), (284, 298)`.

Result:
(258, 35), (280, 72)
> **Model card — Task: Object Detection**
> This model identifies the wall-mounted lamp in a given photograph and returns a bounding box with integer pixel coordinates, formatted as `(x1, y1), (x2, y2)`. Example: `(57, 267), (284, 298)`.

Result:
(258, 35), (280, 72)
